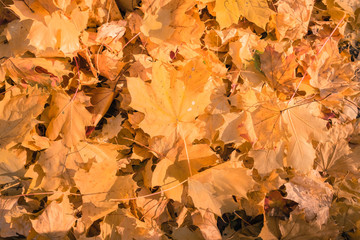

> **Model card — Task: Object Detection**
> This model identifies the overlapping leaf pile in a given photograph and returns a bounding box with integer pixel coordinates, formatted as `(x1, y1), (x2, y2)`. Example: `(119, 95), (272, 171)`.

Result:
(0, 0), (360, 239)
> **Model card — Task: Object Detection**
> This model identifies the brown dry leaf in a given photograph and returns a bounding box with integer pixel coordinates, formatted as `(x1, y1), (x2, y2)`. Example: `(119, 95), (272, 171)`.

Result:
(46, 91), (92, 147)
(0, 86), (48, 149)
(127, 57), (213, 143)
(188, 161), (254, 216)
(31, 197), (76, 239)
(214, 0), (273, 29)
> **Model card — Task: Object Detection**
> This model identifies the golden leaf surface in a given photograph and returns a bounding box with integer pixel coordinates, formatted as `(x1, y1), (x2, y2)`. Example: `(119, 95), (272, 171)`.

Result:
(214, 0), (273, 29)
(127, 58), (213, 141)
(46, 91), (92, 147)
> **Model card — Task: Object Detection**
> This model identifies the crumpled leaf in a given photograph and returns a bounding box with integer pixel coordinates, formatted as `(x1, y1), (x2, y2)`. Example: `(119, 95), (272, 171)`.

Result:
(284, 171), (333, 226)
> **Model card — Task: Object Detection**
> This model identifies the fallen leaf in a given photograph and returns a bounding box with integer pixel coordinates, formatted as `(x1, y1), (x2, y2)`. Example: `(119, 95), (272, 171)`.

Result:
(31, 198), (76, 239)
(127, 58), (213, 143)
(46, 91), (92, 147)
(188, 161), (254, 216)
(214, 0), (273, 29)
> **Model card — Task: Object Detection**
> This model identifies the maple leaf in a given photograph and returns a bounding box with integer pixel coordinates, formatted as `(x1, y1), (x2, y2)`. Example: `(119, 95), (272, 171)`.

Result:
(0, 147), (26, 184)
(100, 208), (162, 239)
(152, 143), (218, 201)
(214, 0), (273, 29)
(1, 1), (87, 57)
(0, 197), (26, 238)
(272, 0), (314, 40)
(127, 57), (213, 142)
(140, 0), (203, 45)
(249, 142), (284, 175)
(0, 86), (48, 149)
(260, 46), (299, 92)
(284, 171), (333, 226)
(188, 161), (254, 216)
(31, 197), (76, 239)
(73, 142), (136, 227)
(46, 91), (92, 147)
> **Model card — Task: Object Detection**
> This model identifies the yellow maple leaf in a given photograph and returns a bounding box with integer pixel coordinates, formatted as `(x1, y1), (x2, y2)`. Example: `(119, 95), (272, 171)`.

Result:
(152, 143), (218, 201)
(214, 0), (273, 29)
(271, 0), (314, 40)
(31, 197), (76, 239)
(260, 46), (299, 92)
(46, 91), (92, 147)
(0, 86), (48, 149)
(188, 161), (254, 216)
(127, 58), (213, 142)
